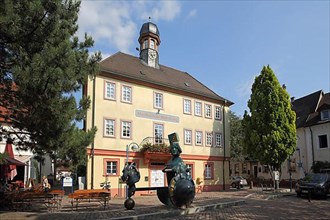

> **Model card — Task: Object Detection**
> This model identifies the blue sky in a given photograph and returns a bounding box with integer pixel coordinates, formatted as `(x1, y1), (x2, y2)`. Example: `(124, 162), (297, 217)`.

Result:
(77, 0), (329, 117)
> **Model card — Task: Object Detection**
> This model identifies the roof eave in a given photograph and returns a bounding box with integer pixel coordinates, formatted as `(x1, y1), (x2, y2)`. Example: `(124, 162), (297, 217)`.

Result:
(99, 67), (234, 106)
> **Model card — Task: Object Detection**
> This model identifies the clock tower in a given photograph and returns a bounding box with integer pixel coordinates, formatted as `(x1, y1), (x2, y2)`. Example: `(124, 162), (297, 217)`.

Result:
(138, 21), (160, 69)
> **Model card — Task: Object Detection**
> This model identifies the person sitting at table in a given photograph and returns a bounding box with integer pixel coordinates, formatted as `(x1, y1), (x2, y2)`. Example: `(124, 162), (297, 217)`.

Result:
(42, 175), (50, 192)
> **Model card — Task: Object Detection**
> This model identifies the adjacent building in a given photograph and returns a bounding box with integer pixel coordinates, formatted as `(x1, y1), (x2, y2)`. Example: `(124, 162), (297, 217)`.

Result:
(84, 22), (233, 196)
(231, 90), (330, 182)
(285, 90), (330, 178)
(0, 109), (53, 186)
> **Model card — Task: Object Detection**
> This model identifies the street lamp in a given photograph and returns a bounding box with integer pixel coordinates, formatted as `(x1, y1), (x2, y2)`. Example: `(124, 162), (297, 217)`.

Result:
(126, 142), (140, 164)
(125, 142), (139, 198)
(288, 157), (292, 192)
(296, 148), (304, 178)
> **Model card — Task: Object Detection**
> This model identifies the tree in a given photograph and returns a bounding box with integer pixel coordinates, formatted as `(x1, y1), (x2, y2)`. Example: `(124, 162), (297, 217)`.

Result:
(242, 66), (296, 176)
(229, 111), (245, 162)
(0, 0), (100, 162)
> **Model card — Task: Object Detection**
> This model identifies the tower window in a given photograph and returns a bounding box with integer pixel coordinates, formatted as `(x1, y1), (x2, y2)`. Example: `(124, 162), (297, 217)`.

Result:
(150, 39), (155, 49)
(143, 39), (148, 49)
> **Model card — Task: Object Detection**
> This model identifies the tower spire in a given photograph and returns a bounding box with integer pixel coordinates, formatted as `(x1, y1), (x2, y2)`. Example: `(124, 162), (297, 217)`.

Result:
(138, 21), (160, 69)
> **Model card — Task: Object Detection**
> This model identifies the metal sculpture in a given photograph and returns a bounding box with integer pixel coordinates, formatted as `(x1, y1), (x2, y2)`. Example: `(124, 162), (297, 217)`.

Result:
(162, 132), (195, 208)
(121, 132), (195, 210)
(121, 162), (140, 209)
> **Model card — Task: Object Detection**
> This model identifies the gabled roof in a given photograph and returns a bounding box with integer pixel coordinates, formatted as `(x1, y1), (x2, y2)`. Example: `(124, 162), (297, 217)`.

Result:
(99, 52), (233, 106)
(292, 90), (330, 128)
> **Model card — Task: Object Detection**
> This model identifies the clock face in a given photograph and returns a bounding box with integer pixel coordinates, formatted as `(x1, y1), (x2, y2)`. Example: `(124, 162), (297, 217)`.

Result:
(148, 50), (157, 60)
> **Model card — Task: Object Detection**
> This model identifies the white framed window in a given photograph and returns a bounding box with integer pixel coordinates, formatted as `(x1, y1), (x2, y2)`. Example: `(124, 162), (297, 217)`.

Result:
(105, 81), (116, 100)
(183, 99), (192, 114)
(154, 123), (164, 144)
(205, 104), (212, 118)
(215, 133), (222, 147)
(215, 106), (222, 120)
(195, 131), (203, 146)
(186, 164), (193, 179)
(184, 129), (192, 145)
(206, 132), (213, 146)
(106, 161), (118, 175)
(122, 85), (132, 103)
(195, 101), (202, 116)
(204, 163), (212, 179)
(321, 110), (330, 121)
(104, 119), (115, 137)
(150, 39), (155, 49)
(121, 121), (132, 139)
(154, 92), (163, 109)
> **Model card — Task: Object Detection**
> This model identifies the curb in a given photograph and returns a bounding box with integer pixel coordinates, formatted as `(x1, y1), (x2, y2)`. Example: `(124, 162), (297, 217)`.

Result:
(266, 193), (295, 200)
(110, 199), (246, 220)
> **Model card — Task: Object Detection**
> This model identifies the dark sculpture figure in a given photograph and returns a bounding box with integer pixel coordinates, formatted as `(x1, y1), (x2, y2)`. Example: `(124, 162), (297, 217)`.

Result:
(162, 132), (195, 208)
(121, 132), (195, 210)
(121, 162), (140, 209)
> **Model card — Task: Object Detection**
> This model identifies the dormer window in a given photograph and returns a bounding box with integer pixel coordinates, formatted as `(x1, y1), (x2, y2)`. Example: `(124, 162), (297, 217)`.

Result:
(150, 39), (155, 49)
(321, 110), (330, 120)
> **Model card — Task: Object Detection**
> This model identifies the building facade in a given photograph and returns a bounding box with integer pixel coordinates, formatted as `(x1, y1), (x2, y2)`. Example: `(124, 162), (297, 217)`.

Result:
(84, 22), (233, 196)
(230, 90), (330, 182)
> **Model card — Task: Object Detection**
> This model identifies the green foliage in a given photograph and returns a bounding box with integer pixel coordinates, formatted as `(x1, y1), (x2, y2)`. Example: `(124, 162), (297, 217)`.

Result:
(140, 142), (170, 153)
(0, 153), (8, 164)
(229, 111), (246, 161)
(0, 0), (101, 165)
(56, 126), (97, 166)
(242, 65), (296, 171)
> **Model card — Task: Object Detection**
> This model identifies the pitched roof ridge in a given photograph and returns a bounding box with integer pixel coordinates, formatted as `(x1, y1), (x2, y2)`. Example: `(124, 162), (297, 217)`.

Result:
(100, 52), (233, 105)
(100, 51), (123, 64)
(314, 90), (324, 113)
(294, 90), (322, 102)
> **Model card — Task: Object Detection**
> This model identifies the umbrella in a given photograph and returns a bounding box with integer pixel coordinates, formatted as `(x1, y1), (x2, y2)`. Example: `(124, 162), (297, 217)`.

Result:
(4, 138), (17, 180)
(2, 157), (26, 166)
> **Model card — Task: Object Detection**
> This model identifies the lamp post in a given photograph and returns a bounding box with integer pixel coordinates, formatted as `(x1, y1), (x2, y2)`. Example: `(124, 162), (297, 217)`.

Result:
(90, 74), (96, 189)
(288, 158), (292, 192)
(125, 142), (139, 198)
(296, 148), (303, 178)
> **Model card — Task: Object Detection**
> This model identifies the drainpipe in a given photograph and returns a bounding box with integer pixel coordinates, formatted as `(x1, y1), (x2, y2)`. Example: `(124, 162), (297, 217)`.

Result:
(91, 76), (96, 189)
(222, 100), (227, 190)
(309, 127), (315, 169)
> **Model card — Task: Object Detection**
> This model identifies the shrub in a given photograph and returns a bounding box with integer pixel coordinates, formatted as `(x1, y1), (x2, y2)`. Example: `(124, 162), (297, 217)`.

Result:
(140, 142), (170, 153)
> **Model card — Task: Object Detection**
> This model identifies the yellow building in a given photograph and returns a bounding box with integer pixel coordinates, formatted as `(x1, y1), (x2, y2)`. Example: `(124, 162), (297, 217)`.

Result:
(84, 22), (233, 197)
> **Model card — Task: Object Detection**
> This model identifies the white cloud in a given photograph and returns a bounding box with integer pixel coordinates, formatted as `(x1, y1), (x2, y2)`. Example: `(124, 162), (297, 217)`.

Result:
(236, 74), (257, 98)
(78, 1), (135, 53)
(77, 1), (181, 54)
(186, 9), (197, 20)
(152, 1), (181, 21)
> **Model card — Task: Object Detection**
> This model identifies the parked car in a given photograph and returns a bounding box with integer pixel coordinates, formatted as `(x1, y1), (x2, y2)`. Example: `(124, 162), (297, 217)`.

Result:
(295, 173), (330, 199)
(231, 176), (248, 188)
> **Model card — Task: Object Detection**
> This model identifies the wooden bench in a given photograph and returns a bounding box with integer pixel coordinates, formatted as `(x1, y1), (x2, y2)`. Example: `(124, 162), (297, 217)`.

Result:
(49, 190), (65, 211)
(4, 190), (60, 212)
(68, 189), (111, 210)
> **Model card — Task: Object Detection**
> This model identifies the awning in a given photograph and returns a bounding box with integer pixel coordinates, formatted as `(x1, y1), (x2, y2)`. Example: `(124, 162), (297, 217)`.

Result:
(15, 155), (33, 163)
(2, 157), (26, 166)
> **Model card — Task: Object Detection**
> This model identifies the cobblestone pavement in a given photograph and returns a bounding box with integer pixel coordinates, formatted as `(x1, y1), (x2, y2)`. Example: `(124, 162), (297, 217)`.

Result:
(169, 194), (330, 220)
(0, 189), (328, 220)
